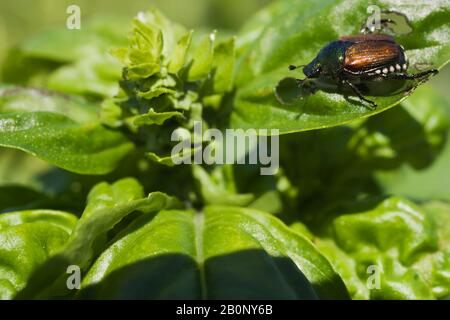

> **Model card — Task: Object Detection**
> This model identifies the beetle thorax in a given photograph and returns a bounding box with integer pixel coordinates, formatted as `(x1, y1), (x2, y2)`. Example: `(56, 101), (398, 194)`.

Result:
(303, 41), (353, 78)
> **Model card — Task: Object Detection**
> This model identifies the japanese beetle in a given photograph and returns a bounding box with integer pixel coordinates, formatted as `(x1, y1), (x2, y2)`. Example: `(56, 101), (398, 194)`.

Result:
(288, 34), (438, 108)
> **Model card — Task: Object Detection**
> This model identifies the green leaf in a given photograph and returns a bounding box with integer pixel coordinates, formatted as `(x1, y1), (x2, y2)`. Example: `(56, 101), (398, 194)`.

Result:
(135, 8), (187, 61)
(231, 0), (450, 133)
(212, 37), (236, 93)
(0, 186), (47, 213)
(0, 86), (134, 175)
(311, 197), (450, 299)
(187, 31), (216, 81)
(138, 87), (176, 100)
(123, 9), (187, 79)
(193, 165), (254, 206)
(16, 178), (181, 299)
(128, 62), (161, 79)
(19, 16), (129, 63)
(274, 77), (304, 105)
(351, 87), (449, 170)
(133, 109), (184, 126)
(0, 210), (77, 233)
(374, 85), (450, 200)
(146, 146), (202, 167)
(146, 152), (178, 167)
(168, 30), (194, 74)
(2, 17), (128, 97)
(46, 54), (122, 97)
(0, 210), (77, 299)
(136, 76), (178, 100)
(58, 178), (181, 268)
(0, 86), (98, 123)
(0, 149), (52, 189)
(79, 206), (349, 299)
(131, 19), (164, 63)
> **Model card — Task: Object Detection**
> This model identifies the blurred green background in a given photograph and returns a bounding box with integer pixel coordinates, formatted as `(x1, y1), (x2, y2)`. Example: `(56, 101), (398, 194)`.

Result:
(0, 0), (271, 64)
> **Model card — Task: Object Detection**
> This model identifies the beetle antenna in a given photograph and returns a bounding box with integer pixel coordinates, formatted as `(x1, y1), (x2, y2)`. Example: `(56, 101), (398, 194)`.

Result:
(289, 64), (305, 71)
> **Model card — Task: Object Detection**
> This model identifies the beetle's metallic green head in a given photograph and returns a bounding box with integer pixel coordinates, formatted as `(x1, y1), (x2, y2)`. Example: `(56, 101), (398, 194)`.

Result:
(303, 59), (322, 78)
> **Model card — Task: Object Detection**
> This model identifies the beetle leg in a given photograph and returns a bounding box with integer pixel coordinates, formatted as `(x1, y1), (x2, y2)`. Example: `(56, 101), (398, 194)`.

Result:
(295, 78), (306, 90)
(342, 80), (377, 109)
(360, 18), (396, 34)
(383, 69), (439, 96)
(386, 69), (438, 80)
(295, 78), (318, 95)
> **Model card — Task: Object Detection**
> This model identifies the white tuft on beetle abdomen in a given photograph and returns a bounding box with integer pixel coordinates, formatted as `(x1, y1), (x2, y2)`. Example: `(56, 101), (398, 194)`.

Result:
(375, 63), (406, 75)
